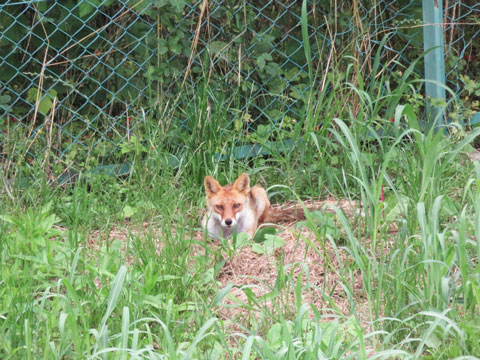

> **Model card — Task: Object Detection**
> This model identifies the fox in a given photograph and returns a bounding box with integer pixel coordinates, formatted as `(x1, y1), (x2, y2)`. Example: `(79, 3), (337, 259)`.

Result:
(202, 173), (305, 239)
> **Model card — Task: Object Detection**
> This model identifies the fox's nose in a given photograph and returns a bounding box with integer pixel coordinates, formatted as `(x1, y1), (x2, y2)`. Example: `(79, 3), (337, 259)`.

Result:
(224, 219), (233, 226)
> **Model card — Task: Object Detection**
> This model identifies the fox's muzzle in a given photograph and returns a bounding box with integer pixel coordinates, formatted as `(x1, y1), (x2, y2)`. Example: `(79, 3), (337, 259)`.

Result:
(222, 218), (236, 228)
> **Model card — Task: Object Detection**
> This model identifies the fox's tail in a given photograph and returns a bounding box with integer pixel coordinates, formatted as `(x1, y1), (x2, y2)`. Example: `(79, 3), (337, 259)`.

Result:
(261, 205), (307, 225)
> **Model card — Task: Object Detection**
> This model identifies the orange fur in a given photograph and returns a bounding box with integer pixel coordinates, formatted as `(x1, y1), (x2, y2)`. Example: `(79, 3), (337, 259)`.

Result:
(202, 173), (306, 239)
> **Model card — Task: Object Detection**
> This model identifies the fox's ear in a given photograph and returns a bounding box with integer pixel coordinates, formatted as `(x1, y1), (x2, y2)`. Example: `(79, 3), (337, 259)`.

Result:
(233, 173), (250, 195)
(204, 176), (222, 198)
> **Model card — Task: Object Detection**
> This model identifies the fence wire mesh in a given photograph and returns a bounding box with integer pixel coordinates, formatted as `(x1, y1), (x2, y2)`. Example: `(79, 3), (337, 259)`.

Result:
(0, 0), (479, 167)
(0, 0), (155, 165)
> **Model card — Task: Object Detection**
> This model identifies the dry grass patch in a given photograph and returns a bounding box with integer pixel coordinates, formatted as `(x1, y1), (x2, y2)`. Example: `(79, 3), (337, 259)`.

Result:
(84, 199), (381, 328)
(213, 199), (376, 329)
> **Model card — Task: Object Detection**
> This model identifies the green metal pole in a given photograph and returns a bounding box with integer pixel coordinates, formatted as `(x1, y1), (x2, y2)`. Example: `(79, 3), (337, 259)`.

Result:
(422, 0), (446, 128)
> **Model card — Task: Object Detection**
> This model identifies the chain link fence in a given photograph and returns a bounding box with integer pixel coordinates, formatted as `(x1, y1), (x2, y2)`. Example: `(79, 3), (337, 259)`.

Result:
(0, 0), (155, 167)
(1, 0), (479, 167)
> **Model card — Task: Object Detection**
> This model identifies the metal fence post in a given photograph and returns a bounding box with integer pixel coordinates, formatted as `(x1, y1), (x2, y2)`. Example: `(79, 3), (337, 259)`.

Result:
(422, 0), (447, 128)
(422, 0), (446, 127)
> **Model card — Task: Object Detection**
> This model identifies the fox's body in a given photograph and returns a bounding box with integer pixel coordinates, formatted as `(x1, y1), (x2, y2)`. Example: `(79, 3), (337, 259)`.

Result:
(202, 173), (304, 239)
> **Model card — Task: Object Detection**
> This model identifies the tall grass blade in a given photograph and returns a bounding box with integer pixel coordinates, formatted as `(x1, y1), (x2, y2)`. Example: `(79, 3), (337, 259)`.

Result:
(414, 310), (464, 359)
(301, 0), (312, 84)
(120, 306), (130, 360)
(100, 265), (127, 334)
(241, 335), (256, 360)
(184, 317), (217, 358)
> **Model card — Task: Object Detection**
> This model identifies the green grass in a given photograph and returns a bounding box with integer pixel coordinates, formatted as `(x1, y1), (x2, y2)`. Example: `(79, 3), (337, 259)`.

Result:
(2, 53), (480, 359)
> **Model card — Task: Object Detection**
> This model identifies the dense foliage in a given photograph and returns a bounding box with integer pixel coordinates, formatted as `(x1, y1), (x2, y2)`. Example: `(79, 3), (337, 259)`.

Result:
(5, 0), (480, 171)
(1, 1), (480, 359)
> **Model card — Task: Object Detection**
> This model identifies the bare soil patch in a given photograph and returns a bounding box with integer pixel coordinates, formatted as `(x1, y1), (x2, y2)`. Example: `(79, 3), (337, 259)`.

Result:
(212, 199), (373, 329)
(86, 199), (375, 327)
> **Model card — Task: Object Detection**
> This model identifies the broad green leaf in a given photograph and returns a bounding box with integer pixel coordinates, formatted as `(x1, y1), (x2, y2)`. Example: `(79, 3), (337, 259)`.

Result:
(251, 234), (285, 255)
(253, 226), (277, 243)
(0, 95), (11, 105)
(78, 0), (101, 18)
(121, 205), (137, 218)
(257, 56), (266, 69)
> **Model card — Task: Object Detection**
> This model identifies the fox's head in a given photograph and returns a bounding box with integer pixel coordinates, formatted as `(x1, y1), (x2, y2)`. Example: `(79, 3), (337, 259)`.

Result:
(204, 173), (250, 230)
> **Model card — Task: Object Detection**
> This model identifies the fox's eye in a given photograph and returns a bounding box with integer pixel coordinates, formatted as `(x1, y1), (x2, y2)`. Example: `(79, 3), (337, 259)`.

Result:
(233, 203), (241, 209)
(215, 204), (224, 211)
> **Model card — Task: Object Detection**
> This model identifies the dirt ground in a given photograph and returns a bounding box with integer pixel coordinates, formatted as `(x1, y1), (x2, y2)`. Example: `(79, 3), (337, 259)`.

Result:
(210, 199), (372, 328)
(86, 199), (374, 329)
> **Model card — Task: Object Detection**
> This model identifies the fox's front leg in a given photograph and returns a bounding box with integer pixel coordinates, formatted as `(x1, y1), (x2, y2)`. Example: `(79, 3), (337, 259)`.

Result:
(245, 226), (257, 239)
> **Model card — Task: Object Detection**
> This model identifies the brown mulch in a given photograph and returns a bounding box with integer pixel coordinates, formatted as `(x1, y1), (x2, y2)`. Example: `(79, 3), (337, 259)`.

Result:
(85, 198), (381, 329)
(211, 199), (374, 330)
